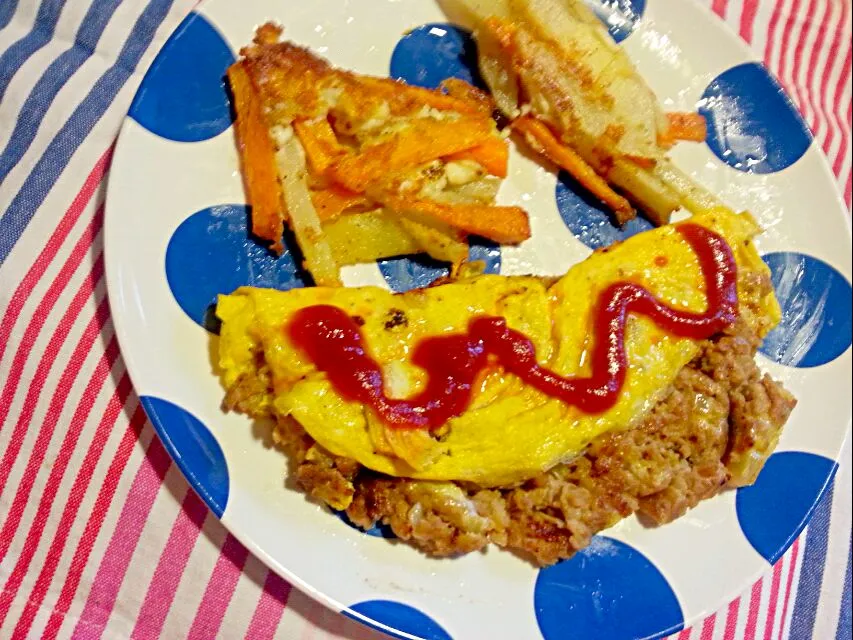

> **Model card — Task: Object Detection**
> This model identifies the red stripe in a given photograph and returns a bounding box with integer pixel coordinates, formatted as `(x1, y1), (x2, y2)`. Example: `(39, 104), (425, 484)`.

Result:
(130, 490), (209, 639)
(0, 267), (108, 561)
(762, 559), (785, 640)
(776, 0), (807, 114)
(69, 436), (173, 639)
(699, 613), (717, 640)
(676, 629), (692, 640)
(777, 539), (801, 640)
(244, 570), (292, 640)
(744, 579), (763, 640)
(763, 0), (788, 69)
(0, 209), (103, 437)
(817, 0), (849, 158)
(830, 51), (852, 176)
(844, 168), (852, 210)
(186, 535), (250, 640)
(711, 0), (729, 19)
(801, 0), (834, 144)
(723, 597), (741, 640)
(7, 372), (133, 638)
(0, 146), (111, 366)
(792, 0), (821, 130)
(740, 0), (759, 42)
(38, 402), (147, 640)
(0, 333), (121, 628)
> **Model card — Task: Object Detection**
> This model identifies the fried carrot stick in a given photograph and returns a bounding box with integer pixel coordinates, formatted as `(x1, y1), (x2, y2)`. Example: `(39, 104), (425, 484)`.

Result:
(444, 137), (509, 178)
(227, 61), (285, 247)
(328, 117), (494, 193)
(310, 186), (370, 223)
(294, 118), (346, 175)
(513, 116), (634, 223)
(383, 196), (530, 245)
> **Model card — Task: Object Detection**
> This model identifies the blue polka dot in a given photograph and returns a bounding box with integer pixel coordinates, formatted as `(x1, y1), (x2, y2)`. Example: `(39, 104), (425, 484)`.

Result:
(555, 170), (653, 249)
(165, 205), (306, 332)
(333, 509), (396, 538)
(345, 600), (453, 640)
(736, 452), (837, 564)
(378, 239), (501, 293)
(139, 396), (229, 518)
(698, 63), (811, 174)
(390, 23), (484, 90)
(590, 0), (647, 43)
(129, 12), (234, 142)
(535, 537), (684, 640)
(759, 253), (852, 367)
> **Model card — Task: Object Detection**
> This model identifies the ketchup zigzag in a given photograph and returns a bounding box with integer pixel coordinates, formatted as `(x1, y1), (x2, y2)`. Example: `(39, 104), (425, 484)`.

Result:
(288, 224), (738, 429)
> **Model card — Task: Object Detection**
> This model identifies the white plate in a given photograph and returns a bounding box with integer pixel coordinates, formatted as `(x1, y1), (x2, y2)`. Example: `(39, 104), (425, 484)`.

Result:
(105, 1), (853, 638)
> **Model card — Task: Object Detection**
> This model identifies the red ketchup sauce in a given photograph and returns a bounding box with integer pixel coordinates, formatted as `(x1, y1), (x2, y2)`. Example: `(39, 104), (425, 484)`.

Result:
(287, 223), (738, 429)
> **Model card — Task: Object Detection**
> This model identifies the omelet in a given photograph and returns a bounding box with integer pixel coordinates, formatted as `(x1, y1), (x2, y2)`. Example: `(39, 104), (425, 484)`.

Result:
(216, 208), (780, 486)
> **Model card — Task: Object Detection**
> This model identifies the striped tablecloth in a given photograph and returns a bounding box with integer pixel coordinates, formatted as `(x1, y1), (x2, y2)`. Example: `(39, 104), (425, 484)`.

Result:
(0, 1), (849, 638)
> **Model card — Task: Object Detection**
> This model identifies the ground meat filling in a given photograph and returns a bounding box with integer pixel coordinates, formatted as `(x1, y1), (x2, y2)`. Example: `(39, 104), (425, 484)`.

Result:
(269, 319), (795, 566)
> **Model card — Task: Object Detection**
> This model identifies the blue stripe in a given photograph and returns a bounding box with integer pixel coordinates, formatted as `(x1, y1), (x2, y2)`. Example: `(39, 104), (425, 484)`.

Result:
(836, 537), (851, 640)
(0, 0), (174, 266)
(0, 0), (123, 184)
(790, 481), (834, 639)
(0, 0), (67, 103)
(0, 0), (21, 31)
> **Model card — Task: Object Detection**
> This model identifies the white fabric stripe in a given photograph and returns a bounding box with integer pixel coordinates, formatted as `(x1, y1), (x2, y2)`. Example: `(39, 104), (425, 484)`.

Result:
(732, 586), (750, 639)
(753, 563), (773, 640)
(0, 0), (41, 51)
(0, 0), (150, 210)
(217, 552), (270, 636)
(795, 0), (828, 129)
(0, 0), (88, 153)
(779, 0), (811, 117)
(158, 512), (224, 638)
(811, 436), (852, 640)
(749, 0), (776, 56)
(51, 419), (158, 640)
(0, 345), (119, 638)
(833, 72), (853, 166)
(0, 247), (107, 516)
(98, 470), (192, 638)
(0, 283), (111, 587)
(0, 179), (103, 360)
(773, 548), (793, 638)
(783, 535), (807, 640)
(0, 0), (195, 276)
(21, 387), (138, 640)
(819, 8), (852, 164)
(726, 0), (745, 34)
(807, 0), (842, 144)
(767, 0), (796, 87)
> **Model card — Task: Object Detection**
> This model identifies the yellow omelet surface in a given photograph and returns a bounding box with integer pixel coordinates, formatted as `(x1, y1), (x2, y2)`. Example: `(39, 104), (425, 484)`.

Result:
(216, 208), (780, 486)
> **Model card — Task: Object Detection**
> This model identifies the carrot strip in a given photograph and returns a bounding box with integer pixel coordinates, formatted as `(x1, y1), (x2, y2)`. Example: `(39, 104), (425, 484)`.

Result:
(355, 76), (485, 115)
(513, 116), (634, 222)
(663, 112), (707, 144)
(294, 118), (346, 175)
(445, 137), (509, 178)
(310, 186), (370, 223)
(384, 196), (530, 245)
(227, 61), (285, 247)
(328, 117), (494, 193)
